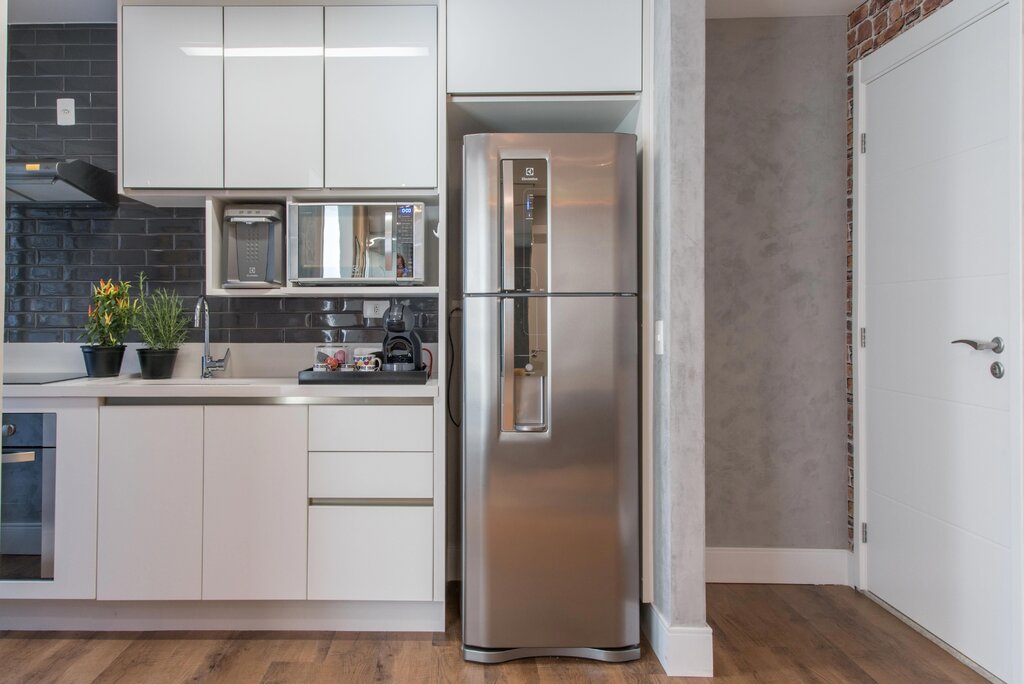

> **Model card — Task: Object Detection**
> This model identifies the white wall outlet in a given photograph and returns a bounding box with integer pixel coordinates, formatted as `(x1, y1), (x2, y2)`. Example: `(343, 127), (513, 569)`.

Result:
(654, 320), (664, 356)
(363, 300), (389, 319)
(56, 98), (76, 126)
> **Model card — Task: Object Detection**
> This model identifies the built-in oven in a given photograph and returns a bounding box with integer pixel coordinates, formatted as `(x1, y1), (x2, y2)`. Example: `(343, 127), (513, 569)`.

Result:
(0, 413), (56, 581)
(287, 201), (426, 285)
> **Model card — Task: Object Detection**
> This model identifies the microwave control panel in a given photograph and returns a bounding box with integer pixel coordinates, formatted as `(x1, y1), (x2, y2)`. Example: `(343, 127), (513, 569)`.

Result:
(395, 204), (416, 279)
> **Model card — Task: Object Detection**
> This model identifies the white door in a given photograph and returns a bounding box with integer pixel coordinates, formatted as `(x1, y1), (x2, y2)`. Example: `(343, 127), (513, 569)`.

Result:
(859, 2), (1021, 681)
(446, 0), (642, 94)
(121, 6), (224, 188)
(324, 5), (437, 188)
(97, 406), (204, 600)
(202, 406), (307, 600)
(223, 6), (324, 188)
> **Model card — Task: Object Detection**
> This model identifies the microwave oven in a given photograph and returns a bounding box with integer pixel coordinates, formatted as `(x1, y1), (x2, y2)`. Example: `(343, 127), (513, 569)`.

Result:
(287, 202), (425, 285)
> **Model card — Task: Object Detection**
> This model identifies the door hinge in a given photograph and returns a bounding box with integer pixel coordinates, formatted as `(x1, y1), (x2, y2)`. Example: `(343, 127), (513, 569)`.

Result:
(860, 133), (867, 154)
(860, 327), (866, 348)
(861, 522), (868, 543)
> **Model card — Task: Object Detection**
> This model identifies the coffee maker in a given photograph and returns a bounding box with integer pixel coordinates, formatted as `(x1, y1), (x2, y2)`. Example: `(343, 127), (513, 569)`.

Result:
(381, 300), (423, 372)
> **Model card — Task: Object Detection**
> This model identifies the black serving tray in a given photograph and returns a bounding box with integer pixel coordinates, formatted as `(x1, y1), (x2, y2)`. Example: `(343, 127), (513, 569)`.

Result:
(297, 367), (429, 385)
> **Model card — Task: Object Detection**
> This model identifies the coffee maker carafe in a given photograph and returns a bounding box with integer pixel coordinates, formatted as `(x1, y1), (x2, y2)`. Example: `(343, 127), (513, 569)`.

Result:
(381, 301), (422, 372)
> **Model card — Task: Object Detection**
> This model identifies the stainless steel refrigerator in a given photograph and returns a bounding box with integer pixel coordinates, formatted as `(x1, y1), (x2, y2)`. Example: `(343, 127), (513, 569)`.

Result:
(461, 133), (640, 664)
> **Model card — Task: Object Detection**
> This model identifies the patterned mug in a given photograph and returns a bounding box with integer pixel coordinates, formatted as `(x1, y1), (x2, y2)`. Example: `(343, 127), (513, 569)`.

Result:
(354, 354), (381, 371)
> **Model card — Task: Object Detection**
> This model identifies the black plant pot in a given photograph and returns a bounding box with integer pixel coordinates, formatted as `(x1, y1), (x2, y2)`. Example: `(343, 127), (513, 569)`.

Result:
(138, 348), (178, 380)
(81, 345), (126, 378)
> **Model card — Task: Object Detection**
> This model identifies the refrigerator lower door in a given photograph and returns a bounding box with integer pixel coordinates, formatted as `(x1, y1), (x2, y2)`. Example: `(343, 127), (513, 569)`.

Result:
(462, 294), (640, 659)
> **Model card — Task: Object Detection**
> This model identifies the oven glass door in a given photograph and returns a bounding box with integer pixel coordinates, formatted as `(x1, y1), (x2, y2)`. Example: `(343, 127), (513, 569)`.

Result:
(0, 446), (55, 581)
(293, 204), (396, 282)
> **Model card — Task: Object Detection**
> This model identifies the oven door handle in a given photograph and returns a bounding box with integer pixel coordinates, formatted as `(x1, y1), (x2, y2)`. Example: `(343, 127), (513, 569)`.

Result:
(2, 449), (36, 464)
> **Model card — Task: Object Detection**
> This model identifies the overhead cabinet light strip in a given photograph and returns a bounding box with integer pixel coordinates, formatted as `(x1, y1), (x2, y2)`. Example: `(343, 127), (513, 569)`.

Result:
(181, 47), (429, 58)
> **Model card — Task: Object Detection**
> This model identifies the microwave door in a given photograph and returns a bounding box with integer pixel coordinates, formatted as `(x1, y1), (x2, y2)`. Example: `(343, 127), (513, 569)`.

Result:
(361, 207), (394, 281)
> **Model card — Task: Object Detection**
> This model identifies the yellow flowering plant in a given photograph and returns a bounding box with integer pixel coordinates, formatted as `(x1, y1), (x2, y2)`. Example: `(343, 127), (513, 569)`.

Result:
(82, 278), (139, 347)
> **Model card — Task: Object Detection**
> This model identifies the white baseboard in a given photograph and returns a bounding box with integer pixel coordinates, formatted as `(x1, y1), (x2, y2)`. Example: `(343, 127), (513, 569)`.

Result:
(0, 522), (41, 555)
(706, 547), (851, 585)
(641, 604), (713, 677)
(0, 599), (444, 632)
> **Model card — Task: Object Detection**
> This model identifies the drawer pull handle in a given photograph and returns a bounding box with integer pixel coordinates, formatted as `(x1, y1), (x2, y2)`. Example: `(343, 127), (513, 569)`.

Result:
(309, 497), (432, 507)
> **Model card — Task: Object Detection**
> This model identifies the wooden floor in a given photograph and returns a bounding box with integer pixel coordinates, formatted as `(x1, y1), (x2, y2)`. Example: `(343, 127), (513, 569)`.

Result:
(0, 584), (986, 683)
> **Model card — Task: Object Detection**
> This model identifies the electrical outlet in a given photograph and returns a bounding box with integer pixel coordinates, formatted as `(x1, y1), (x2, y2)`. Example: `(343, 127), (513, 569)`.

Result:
(56, 98), (75, 126)
(363, 300), (388, 319)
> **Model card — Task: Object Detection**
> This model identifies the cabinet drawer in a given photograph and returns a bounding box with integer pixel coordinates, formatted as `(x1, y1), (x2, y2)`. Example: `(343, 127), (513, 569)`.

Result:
(307, 505), (432, 601)
(309, 452), (432, 499)
(309, 405), (432, 452)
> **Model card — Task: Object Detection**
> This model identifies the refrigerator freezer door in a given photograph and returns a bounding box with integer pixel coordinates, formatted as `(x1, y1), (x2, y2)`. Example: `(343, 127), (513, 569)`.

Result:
(463, 133), (637, 295)
(462, 294), (640, 650)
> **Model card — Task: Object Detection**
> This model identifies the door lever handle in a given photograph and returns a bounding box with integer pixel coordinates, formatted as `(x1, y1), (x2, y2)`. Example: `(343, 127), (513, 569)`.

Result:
(951, 337), (1004, 353)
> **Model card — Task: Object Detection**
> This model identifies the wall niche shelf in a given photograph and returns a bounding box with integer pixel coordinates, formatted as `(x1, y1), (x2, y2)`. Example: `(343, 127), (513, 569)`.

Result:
(204, 286), (440, 299)
(447, 94), (641, 136)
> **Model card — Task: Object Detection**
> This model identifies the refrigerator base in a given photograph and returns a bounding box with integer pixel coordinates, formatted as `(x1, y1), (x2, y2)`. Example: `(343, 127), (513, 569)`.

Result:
(462, 645), (641, 664)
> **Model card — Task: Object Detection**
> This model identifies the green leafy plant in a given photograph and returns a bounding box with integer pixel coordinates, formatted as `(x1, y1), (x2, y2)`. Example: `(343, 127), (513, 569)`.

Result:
(82, 278), (138, 347)
(135, 278), (189, 351)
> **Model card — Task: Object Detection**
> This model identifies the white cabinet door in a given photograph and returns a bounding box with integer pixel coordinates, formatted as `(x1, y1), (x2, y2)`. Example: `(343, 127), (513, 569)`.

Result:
(309, 452), (432, 499)
(203, 406), (307, 600)
(308, 405), (432, 452)
(121, 6), (224, 188)
(447, 0), (642, 94)
(97, 406), (204, 600)
(308, 506), (432, 601)
(325, 5), (437, 188)
(224, 6), (324, 188)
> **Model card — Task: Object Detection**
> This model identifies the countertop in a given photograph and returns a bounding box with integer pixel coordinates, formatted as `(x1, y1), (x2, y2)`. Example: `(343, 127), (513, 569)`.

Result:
(3, 376), (440, 400)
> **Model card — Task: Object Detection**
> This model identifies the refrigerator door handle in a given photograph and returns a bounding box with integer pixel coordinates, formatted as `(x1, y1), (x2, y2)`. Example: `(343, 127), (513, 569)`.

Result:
(500, 297), (516, 432)
(501, 159), (515, 291)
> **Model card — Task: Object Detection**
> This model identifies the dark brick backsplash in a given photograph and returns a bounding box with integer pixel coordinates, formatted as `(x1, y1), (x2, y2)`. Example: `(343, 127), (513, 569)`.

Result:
(6, 23), (438, 346)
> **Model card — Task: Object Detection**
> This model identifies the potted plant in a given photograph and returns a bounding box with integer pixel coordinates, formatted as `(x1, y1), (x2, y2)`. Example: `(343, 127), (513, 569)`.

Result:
(81, 278), (138, 378)
(135, 279), (189, 379)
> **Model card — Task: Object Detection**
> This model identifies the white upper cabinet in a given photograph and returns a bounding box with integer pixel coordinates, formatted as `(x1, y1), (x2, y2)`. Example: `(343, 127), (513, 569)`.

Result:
(121, 6), (224, 188)
(202, 406), (308, 600)
(324, 5), (437, 188)
(446, 0), (642, 94)
(223, 6), (324, 188)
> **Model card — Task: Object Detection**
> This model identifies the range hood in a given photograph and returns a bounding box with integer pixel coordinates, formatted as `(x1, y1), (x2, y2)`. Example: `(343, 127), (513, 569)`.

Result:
(6, 160), (118, 206)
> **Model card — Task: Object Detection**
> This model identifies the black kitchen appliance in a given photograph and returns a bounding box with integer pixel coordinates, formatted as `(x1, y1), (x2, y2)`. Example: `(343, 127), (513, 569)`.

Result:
(381, 301), (423, 372)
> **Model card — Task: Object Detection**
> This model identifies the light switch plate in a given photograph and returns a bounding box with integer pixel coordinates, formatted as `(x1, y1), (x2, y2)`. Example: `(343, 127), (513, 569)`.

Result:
(56, 98), (76, 126)
(654, 320), (664, 356)
(363, 300), (389, 319)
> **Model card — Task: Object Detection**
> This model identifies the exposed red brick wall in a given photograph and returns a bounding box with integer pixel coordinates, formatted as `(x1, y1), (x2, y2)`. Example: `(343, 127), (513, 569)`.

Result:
(845, 0), (955, 548)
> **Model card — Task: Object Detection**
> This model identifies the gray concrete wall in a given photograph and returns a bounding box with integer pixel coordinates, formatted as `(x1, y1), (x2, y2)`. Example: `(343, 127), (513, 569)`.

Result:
(705, 17), (848, 550)
(651, 0), (707, 627)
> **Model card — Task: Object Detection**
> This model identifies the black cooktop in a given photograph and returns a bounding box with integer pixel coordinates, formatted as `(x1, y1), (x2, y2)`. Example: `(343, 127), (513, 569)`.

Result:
(3, 372), (87, 385)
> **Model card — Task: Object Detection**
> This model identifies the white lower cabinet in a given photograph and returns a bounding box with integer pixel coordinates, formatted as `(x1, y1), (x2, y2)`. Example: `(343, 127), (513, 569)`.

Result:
(202, 406), (308, 600)
(97, 406), (204, 600)
(308, 505), (432, 601)
(93, 402), (435, 605)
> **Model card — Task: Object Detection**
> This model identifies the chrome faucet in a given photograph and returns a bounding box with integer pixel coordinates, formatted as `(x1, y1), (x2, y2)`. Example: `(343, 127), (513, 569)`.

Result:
(193, 295), (230, 379)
